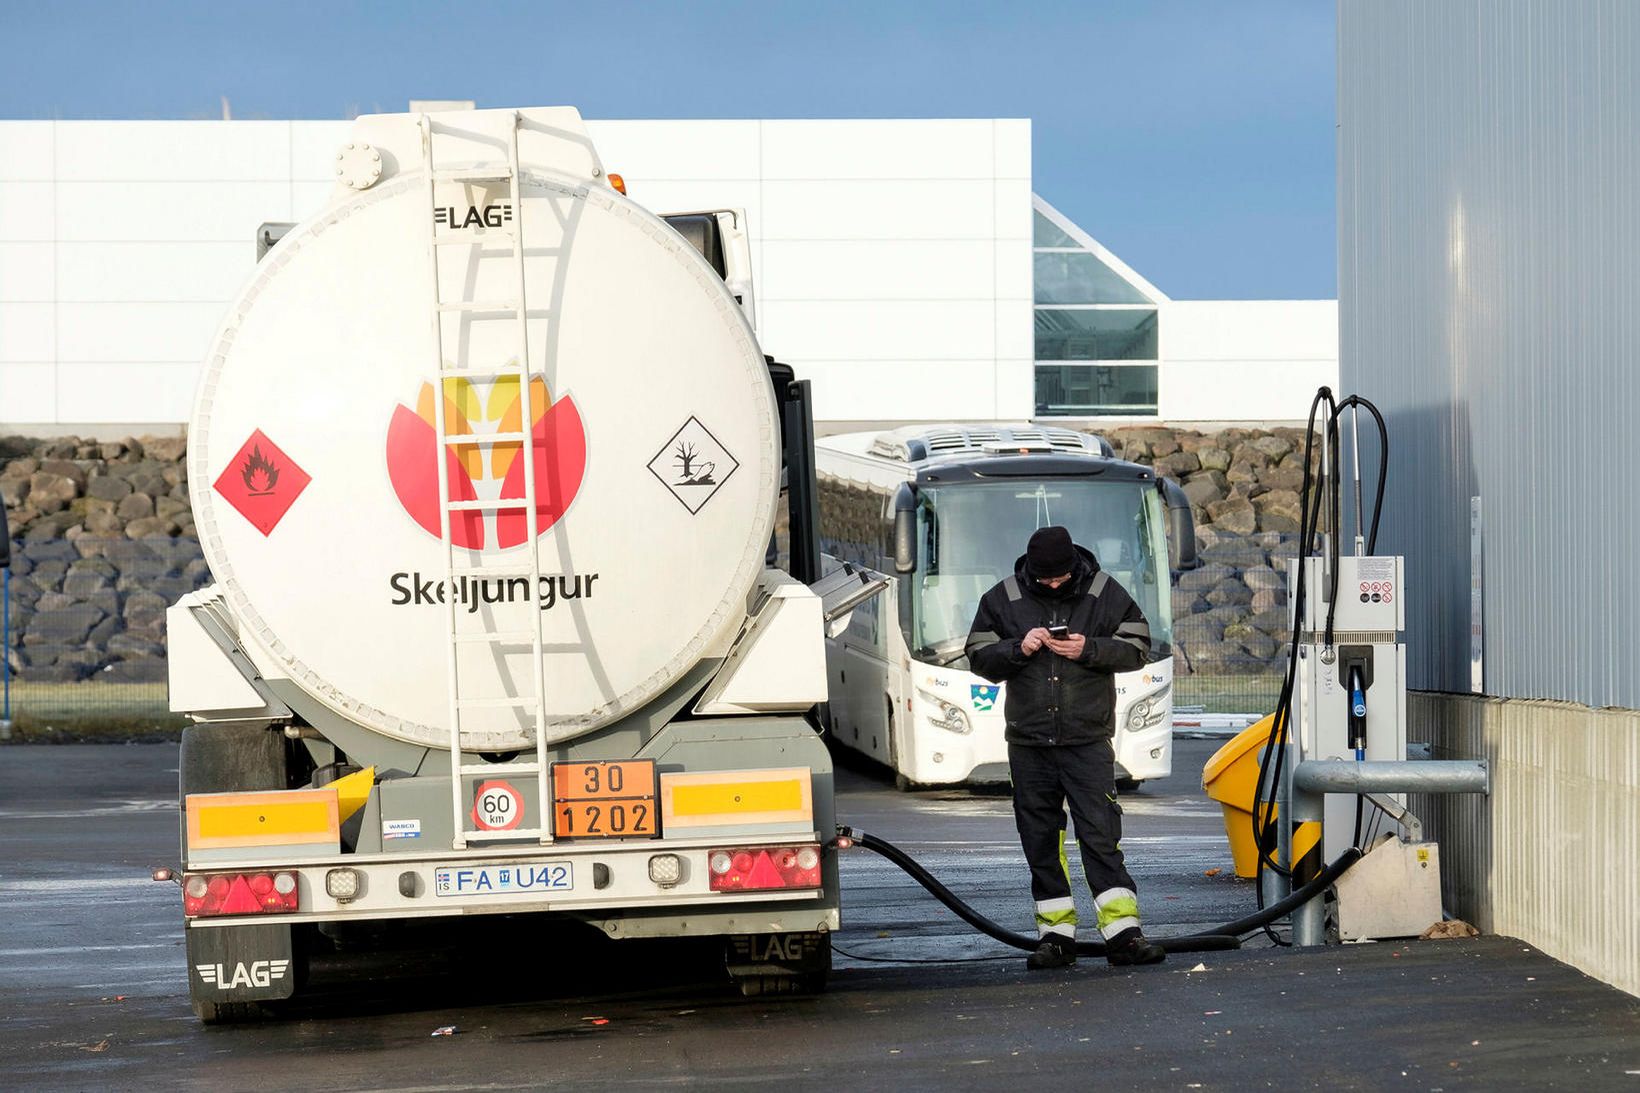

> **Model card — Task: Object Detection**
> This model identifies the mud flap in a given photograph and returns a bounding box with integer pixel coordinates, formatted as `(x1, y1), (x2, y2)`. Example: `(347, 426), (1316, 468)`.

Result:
(725, 930), (831, 995)
(185, 922), (297, 1005)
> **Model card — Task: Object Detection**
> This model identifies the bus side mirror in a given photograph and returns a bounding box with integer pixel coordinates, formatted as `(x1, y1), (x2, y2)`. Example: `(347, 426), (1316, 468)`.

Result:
(1159, 478), (1197, 571)
(892, 482), (917, 574)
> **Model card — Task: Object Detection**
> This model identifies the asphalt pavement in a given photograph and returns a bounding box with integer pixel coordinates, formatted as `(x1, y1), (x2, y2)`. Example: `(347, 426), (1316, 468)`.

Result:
(2, 738), (1637, 1091)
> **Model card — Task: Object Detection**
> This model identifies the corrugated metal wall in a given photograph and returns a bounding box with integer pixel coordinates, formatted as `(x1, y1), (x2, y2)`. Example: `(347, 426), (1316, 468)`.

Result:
(1338, 0), (1640, 708)
(1409, 692), (1640, 998)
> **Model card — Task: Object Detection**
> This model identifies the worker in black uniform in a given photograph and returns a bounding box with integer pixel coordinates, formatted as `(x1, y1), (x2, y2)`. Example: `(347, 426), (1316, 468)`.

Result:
(965, 525), (1166, 970)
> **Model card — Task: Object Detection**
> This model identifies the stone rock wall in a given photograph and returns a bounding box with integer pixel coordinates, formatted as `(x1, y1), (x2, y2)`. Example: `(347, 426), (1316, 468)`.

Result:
(1, 434), (206, 683)
(1098, 425), (1321, 680)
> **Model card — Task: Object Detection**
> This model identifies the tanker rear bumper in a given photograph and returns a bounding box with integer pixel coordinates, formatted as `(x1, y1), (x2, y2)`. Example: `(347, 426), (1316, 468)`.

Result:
(181, 834), (839, 934)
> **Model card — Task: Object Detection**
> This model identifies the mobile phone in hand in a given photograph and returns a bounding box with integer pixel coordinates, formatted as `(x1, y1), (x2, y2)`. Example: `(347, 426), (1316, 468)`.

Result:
(1047, 624), (1070, 640)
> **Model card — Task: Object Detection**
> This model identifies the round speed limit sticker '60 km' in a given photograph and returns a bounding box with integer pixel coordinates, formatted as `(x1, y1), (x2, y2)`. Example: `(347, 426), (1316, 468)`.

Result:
(471, 780), (524, 831)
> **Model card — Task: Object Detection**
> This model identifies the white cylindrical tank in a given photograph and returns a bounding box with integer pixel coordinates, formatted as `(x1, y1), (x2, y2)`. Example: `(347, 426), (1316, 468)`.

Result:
(188, 109), (778, 753)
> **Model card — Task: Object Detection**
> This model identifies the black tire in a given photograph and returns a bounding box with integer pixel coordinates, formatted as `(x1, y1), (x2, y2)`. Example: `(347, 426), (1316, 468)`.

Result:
(192, 999), (270, 1025)
(894, 772), (913, 792)
(735, 971), (828, 997)
(179, 723), (290, 798)
(1115, 777), (1142, 794)
(179, 725), (292, 863)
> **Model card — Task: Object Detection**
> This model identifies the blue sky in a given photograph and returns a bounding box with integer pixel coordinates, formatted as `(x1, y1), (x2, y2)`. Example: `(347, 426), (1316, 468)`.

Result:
(0, 1), (1336, 299)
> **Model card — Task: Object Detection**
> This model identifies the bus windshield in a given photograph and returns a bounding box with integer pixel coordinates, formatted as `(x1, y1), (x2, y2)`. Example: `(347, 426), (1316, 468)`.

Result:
(910, 479), (1174, 667)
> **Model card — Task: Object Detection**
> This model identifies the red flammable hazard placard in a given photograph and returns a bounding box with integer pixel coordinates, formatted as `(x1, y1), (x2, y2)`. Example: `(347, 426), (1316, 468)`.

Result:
(213, 429), (312, 536)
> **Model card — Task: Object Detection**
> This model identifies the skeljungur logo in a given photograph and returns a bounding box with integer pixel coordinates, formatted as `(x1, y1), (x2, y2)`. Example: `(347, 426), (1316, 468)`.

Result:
(389, 571), (599, 613)
(385, 371), (586, 550)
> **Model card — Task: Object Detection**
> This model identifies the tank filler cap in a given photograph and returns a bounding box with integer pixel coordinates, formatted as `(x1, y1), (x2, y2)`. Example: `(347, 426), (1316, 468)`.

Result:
(335, 142), (384, 190)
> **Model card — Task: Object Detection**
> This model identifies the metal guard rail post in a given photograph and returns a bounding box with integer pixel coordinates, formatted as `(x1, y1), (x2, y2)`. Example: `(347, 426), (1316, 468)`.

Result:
(1290, 759), (1490, 946)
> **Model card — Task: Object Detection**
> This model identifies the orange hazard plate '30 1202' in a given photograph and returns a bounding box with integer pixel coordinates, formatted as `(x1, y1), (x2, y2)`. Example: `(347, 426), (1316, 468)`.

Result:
(551, 760), (659, 839)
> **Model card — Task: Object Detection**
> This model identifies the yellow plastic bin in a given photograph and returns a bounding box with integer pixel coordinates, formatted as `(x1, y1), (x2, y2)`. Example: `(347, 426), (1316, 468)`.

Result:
(1201, 715), (1276, 879)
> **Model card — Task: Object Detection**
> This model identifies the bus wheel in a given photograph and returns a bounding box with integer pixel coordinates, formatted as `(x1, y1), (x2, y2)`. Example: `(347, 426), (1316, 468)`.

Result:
(894, 772), (913, 792)
(1116, 777), (1142, 793)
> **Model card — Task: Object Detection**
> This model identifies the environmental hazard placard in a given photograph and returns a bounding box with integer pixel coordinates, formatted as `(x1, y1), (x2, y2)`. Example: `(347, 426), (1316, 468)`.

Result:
(647, 416), (739, 515)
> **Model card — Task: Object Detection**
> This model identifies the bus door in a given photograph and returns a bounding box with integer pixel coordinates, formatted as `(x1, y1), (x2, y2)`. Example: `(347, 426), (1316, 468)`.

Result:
(839, 583), (892, 761)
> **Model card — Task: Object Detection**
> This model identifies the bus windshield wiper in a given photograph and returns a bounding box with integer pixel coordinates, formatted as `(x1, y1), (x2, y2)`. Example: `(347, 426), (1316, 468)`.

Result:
(922, 638), (970, 667)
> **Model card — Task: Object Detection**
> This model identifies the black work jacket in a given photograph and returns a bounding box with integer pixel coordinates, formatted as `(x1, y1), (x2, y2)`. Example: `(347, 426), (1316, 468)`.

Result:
(964, 546), (1152, 747)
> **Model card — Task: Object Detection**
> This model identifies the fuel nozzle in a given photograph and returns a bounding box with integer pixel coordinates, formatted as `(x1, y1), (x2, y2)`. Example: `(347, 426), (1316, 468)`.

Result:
(1347, 664), (1368, 759)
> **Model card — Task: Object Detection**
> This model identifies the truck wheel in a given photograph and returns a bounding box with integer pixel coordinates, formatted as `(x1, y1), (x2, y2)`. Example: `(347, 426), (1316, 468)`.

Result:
(192, 999), (270, 1025)
(179, 723), (290, 797)
(734, 971), (828, 997)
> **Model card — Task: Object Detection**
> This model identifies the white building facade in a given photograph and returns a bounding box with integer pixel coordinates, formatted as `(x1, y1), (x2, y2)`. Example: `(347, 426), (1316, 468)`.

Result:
(0, 115), (1334, 430)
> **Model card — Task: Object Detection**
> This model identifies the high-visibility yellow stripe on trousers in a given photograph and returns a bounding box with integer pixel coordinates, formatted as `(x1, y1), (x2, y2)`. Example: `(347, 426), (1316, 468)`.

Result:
(1035, 897), (1077, 938)
(1094, 886), (1140, 939)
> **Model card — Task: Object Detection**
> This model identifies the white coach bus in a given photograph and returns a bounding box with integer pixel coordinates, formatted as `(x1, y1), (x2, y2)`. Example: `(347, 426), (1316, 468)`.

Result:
(815, 425), (1196, 790)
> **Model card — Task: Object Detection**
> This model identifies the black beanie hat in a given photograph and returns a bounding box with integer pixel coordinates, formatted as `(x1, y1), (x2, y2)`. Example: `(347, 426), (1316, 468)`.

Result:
(1026, 526), (1076, 579)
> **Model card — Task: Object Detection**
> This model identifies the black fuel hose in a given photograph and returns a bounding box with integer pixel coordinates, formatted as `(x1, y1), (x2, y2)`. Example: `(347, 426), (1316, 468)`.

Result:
(835, 825), (1363, 956)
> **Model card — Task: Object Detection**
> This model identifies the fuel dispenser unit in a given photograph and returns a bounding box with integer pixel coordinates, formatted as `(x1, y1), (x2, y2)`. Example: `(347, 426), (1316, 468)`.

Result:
(1293, 553), (1407, 866)
(1245, 388), (1490, 946)
(1289, 552), (1459, 941)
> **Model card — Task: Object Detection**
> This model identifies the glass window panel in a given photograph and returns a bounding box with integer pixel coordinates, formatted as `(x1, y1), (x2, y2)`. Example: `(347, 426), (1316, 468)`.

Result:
(1034, 308), (1158, 360)
(1034, 364), (1158, 416)
(1033, 210), (1079, 247)
(1034, 251), (1153, 305)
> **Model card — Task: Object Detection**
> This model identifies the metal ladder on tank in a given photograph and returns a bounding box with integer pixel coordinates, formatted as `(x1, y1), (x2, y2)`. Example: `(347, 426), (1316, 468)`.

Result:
(419, 112), (553, 850)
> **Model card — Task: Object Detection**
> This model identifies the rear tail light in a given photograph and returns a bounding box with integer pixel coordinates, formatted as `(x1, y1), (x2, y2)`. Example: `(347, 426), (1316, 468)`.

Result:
(182, 871), (300, 917)
(707, 844), (823, 892)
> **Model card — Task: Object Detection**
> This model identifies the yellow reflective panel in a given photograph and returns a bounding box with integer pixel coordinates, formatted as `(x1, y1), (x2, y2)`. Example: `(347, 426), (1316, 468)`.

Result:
(672, 779), (803, 816)
(659, 768), (814, 830)
(186, 789), (340, 850)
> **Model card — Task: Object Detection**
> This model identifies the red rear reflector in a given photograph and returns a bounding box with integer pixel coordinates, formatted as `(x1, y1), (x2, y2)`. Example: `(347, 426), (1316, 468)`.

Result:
(708, 844), (822, 892)
(221, 876), (260, 914)
(745, 851), (784, 889)
(183, 871), (300, 918)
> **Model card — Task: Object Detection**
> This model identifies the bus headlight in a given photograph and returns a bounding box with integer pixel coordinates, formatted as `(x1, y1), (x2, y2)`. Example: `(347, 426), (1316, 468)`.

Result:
(924, 698), (972, 735)
(1125, 685), (1171, 733)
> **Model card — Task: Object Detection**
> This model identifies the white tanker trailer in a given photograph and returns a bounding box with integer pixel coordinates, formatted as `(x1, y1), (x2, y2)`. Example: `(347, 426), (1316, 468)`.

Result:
(165, 107), (857, 1021)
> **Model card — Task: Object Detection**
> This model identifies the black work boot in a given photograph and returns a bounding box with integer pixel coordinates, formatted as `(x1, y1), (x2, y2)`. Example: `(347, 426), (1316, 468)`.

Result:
(1025, 934), (1078, 970)
(1104, 926), (1166, 966)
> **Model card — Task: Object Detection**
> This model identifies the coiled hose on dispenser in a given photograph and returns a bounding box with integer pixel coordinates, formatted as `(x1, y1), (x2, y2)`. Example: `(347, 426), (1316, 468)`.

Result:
(834, 825), (1362, 956)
